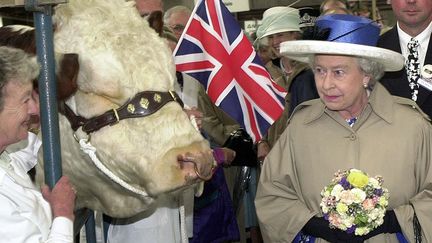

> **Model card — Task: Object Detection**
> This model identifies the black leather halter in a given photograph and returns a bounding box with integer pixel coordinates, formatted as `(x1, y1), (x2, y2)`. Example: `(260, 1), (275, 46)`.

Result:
(60, 90), (184, 134)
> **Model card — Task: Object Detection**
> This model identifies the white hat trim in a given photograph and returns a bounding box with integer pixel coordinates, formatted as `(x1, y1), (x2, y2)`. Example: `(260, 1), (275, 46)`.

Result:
(280, 40), (404, 72)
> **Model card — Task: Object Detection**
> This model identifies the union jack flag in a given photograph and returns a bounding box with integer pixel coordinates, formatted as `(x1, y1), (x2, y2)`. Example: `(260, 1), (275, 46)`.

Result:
(173, 0), (286, 142)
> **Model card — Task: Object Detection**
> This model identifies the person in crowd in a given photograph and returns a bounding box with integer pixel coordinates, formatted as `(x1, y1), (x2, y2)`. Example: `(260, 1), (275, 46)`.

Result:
(255, 14), (432, 242)
(320, 0), (348, 15)
(188, 79), (242, 243)
(134, 0), (163, 17)
(255, 6), (318, 158)
(250, 7), (312, 243)
(378, 0), (432, 118)
(164, 5), (192, 41)
(255, 6), (302, 89)
(0, 46), (76, 242)
(299, 7), (320, 32)
(253, 36), (274, 67)
(251, 34), (280, 83)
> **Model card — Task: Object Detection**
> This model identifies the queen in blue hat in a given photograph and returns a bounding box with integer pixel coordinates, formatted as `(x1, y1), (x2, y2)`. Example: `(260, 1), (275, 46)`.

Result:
(255, 14), (431, 243)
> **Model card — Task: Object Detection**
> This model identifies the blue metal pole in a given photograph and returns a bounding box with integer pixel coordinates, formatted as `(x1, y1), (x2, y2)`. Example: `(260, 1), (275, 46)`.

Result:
(32, 6), (62, 188)
(30, 3), (97, 242)
(85, 211), (97, 243)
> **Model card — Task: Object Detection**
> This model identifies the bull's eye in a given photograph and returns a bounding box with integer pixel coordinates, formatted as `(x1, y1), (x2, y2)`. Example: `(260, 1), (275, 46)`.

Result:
(127, 104), (136, 113)
(153, 94), (162, 103)
(140, 98), (149, 109)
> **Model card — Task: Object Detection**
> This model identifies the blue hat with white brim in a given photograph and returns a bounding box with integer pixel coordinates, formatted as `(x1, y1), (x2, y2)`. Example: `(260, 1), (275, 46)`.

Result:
(280, 14), (404, 72)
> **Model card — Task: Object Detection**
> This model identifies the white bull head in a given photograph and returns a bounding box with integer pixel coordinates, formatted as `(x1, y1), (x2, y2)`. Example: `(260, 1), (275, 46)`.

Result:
(36, 0), (213, 218)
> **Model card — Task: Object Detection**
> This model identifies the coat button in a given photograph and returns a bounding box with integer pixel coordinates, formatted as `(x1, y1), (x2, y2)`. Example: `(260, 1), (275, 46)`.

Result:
(349, 134), (356, 140)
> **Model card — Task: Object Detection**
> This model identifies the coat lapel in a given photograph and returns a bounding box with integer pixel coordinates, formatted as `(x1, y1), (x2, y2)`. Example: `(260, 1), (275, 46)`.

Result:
(379, 27), (432, 113)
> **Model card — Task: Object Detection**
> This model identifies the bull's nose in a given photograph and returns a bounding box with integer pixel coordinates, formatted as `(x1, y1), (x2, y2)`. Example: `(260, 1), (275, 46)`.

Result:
(177, 151), (216, 181)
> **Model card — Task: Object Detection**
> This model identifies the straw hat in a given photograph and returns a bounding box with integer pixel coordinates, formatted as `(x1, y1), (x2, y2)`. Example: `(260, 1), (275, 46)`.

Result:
(256, 6), (300, 39)
(280, 14), (404, 71)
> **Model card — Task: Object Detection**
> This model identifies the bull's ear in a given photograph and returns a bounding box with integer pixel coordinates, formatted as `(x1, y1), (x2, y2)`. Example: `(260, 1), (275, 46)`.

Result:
(0, 26), (37, 54)
(57, 53), (79, 101)
(147, 10), (164, 36)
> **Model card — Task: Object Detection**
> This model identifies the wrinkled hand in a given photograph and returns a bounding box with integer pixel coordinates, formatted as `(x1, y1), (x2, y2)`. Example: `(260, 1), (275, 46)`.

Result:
(257, 141), (270, 166)
(213, 147), (236, 166)
(41, 176), (76, 221)
(184, 107), (203, 130)
(221, 147), (236, 165)
(178, 150), (215, 181)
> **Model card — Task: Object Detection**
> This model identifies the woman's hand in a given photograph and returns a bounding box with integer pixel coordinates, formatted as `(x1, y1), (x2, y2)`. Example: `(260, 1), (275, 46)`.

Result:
(41, 176), (76, 221)
(257, 140), (270, 167)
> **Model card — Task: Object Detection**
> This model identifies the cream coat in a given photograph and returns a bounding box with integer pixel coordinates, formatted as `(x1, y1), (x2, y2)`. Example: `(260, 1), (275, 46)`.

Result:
(256, 83), (432, 242)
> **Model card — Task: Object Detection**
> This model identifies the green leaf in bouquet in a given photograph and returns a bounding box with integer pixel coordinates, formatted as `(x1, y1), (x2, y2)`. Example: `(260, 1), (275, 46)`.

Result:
(354, 213), (369, 226)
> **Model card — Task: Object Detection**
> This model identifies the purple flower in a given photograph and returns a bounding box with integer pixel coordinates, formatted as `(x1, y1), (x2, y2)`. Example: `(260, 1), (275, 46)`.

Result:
(323, 213), (329, 220)
(346, 225), (356, 234)
(339, 177), (351, 190)
(374, 188), (383, 196)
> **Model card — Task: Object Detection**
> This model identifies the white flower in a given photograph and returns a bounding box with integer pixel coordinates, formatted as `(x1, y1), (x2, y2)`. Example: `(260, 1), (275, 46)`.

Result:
(331, 184), (344, 200)
(351, 188), (366, 203)
(339, 190), (355, 205)
(340, 214), (354, 228)
(375, 216), (384, 226)
(369, 177), (380, 188)
(368, 208), (380, 220)
(378, 196), (389, 207)
(322, 188), (331, 197)
(355, 227), (370, 236)
(322, 206), (329, 214)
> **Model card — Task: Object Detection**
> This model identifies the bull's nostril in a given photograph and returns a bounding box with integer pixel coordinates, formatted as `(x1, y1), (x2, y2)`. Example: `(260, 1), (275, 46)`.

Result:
(177, 159), (184, 169)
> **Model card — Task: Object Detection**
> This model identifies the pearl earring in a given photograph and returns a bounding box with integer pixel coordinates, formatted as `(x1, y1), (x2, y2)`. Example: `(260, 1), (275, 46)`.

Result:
(363, 83), (368, 88)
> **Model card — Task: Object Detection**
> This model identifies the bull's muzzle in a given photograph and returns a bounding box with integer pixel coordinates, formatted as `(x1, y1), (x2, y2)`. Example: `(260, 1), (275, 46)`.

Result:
(177, 150), (216, 181)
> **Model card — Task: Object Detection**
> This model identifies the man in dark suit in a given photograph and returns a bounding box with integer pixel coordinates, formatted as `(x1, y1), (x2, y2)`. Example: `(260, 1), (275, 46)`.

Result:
(378, 0), (432, 118)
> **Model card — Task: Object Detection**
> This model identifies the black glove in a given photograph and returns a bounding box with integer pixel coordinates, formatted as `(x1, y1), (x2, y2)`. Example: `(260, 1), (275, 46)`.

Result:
(301, 217), (336, 242)
(302, 211), (401, 243)
(223, 129), (257, 167)
(302, 217), (364, 242)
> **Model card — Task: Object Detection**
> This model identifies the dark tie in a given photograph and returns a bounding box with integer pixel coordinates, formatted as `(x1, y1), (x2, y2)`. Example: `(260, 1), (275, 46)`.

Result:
(405, 38), (420, 101)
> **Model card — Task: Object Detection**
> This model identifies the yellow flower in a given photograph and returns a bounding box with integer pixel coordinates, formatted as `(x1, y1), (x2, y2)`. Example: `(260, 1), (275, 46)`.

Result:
(336, 202), (348, 214)
(347, 170), (369, 188)
(355, 227), (370, 236)
(379, 196), (388, 207)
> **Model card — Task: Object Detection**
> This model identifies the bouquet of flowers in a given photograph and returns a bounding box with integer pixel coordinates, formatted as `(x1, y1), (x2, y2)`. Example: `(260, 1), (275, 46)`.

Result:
(320, 168), (389, 236)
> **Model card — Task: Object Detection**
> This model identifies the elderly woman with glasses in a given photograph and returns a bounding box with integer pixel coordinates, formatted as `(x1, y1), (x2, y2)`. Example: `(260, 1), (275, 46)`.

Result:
(255, 14), (432, 243)
(0, 46), (76, 242)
